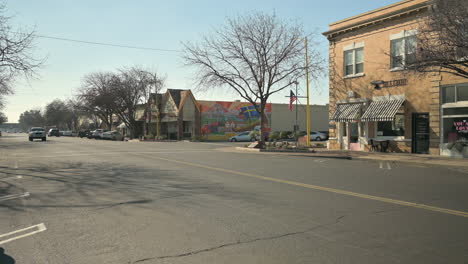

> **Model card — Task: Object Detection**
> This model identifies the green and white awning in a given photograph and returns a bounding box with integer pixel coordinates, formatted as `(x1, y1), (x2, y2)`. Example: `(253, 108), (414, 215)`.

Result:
(331, 103), (364, 122)
(361, 99), (405, 122)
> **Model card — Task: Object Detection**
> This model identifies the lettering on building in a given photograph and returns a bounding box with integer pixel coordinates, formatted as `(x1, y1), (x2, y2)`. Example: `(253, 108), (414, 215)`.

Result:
(382, 79), (407, 88)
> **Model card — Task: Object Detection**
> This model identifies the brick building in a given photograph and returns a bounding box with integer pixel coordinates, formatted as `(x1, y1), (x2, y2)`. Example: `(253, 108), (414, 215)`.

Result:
(323, 0), (468, 157)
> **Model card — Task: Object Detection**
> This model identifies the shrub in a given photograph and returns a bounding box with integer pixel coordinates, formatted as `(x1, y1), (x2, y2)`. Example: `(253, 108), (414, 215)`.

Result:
(279, 131), (292, 139)
(249, 130), (259, 140)
(269, 131), (280, 141)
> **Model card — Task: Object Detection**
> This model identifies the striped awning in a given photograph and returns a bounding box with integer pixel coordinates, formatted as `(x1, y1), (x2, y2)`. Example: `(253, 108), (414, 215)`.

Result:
(331, 103), (363, 122)
(361, 99), (405, 122)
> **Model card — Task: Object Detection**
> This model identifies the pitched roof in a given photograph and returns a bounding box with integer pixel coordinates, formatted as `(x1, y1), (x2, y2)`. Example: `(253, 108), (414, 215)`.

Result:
(150, 93), (163, 108)
(168, 89), (183, 109)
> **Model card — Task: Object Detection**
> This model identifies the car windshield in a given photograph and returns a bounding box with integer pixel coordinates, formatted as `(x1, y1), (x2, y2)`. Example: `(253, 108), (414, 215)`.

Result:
(31, 128), (44, 131)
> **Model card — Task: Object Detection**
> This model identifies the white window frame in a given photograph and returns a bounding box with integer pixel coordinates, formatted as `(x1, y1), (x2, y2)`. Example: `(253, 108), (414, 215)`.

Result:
(441, 83), (468, 105)
(343, 42), (365, 78)
(390, 30), (418, 71)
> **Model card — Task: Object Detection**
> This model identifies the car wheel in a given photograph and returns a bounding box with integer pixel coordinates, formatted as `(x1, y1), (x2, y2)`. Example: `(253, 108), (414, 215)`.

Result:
(29, 137), (32, 141)
(42, 137), (46, 141)
(231, 138), (237, 142)
(316, 137), (321, 141)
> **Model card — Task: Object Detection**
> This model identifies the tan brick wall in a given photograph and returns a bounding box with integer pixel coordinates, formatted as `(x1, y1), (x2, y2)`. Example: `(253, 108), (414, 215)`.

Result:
(325, 1), (466, 155)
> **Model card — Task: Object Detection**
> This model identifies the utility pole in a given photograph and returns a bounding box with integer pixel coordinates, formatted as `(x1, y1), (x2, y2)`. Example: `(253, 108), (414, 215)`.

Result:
(285, 81), (306, 148)
(305, 37), (311, 147)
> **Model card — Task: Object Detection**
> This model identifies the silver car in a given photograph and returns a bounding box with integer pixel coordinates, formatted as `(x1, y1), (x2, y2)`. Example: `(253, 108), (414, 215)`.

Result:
(29, 127), (46, 141)
(102, 131), (124, 141)
(229, 131), (253, 142)
(310, 131), (328, 141)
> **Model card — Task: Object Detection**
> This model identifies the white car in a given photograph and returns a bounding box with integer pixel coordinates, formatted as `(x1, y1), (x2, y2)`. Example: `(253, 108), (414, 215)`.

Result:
(28, 127), (46, 141)
(102, 131), (124, 141)
(62, 131), (73, 136)
(229, 131), (253, 142)
(91, 129), (108, 139)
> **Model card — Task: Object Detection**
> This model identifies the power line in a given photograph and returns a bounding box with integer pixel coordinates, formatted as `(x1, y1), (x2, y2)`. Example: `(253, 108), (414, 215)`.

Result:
(14, 31), (182, 53)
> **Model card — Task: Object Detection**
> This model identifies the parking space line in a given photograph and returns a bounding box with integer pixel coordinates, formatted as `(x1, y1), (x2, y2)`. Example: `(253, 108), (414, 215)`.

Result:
(0, 192), (30, 202)
(0, 223), (47, 245)
(146, 155), (468, 218)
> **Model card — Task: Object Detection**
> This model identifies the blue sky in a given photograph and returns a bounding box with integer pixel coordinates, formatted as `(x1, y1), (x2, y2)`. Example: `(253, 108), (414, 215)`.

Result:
(5, 0), (398, 122)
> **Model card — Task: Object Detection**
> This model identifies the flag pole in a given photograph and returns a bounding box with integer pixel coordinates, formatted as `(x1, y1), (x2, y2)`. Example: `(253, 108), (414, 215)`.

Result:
(305, 38), (311, 147)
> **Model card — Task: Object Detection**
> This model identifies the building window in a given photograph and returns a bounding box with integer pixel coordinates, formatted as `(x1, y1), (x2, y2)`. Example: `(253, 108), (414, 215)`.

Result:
(443, 117), (468, 144)
(377, 114), (405, 137)
(344, 47), (364, 77)
(442, 84), (468, 104)
(390, 35), (417, 69)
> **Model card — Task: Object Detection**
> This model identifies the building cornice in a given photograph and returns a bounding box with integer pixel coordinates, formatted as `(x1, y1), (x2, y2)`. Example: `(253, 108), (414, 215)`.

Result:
(323, 2), (430, 40)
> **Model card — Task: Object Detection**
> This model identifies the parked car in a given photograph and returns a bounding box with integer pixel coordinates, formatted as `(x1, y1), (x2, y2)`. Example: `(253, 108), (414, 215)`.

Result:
(229, 131), (253, 142)
(28, 127), (46, 141)
(318, 130), (330, 140)
(78, 130), (90, 138)
(48, 128), (60, 137)
(62, 131), (73, 136)
(310, 131), (328, 141)
(90, 129), (108, 139)
(102, 131), (124, 141)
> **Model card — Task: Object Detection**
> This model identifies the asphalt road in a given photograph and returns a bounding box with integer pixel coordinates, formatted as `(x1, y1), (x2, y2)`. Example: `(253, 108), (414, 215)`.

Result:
(0, 133), (467, 264)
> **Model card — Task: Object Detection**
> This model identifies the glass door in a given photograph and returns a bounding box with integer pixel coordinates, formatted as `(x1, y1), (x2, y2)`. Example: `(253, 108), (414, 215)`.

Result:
(349, 122), (361, 151)
(412, 113), (430, 154)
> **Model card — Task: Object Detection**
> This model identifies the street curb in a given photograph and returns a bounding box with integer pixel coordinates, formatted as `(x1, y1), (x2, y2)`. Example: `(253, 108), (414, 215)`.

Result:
(234, 147), (352, 159)
(232, 147), (468, 168)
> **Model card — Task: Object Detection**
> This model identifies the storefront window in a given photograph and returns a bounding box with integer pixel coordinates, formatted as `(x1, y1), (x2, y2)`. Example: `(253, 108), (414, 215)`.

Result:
(377, 114), (405, 137)
(442, 86), (456, 103)
(443, 118), (468, 144)
(442, 84), (468, 103)
(457, 84), (468, 102)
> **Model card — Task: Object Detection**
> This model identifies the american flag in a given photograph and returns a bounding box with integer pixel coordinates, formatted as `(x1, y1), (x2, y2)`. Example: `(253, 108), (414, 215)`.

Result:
(289, 90), (297, 111)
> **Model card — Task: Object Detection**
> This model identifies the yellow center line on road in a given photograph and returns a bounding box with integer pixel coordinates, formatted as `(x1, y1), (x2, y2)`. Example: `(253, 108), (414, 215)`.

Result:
(149, 155), (468, 218)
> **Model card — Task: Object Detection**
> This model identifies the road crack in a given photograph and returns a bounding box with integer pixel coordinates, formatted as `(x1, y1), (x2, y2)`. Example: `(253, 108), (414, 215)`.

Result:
(131, 215), (345, 263)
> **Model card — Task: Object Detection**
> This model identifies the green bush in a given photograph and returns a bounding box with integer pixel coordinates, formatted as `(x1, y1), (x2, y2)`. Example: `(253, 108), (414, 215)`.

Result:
(279, 131), (292, 139)
(269, 131), (280, 140)
(249, 130), (259, 140)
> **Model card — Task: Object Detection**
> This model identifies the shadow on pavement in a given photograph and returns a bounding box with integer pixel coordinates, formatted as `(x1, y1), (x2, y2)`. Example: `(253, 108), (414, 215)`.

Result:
(0, 248), (15, 264)
(0, 160), (254, 212)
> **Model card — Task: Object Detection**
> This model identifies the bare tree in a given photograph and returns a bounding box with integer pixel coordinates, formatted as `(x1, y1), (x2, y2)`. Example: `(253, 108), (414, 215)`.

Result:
(77, 72), (117, 130)
(407, 0), (468, 78)
(183, 12), (324, 146)
(0, 3), (42, 95)
(112, 67), (165, 138)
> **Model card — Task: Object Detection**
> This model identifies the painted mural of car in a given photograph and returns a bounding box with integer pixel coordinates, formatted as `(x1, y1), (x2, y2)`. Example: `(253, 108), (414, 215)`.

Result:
(229, 131), (253, 142)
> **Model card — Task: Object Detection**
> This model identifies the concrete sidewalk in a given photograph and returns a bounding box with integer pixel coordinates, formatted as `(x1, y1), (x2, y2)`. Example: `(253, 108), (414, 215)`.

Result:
(226, 147), (468, 168)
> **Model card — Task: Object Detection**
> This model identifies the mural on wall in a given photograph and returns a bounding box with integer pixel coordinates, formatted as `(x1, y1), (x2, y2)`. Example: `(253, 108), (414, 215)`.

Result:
(199, 101), (272, 140)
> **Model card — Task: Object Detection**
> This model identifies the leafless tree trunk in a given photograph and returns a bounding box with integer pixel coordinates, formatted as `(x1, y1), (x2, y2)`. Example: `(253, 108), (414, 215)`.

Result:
(183, 12), (324, 147)
(407, 0), (468, 78)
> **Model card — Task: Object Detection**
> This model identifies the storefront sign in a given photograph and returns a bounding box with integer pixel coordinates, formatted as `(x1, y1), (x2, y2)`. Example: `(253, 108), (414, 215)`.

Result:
(382, 79), (407, 88)
(454, 120), (468, 132)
